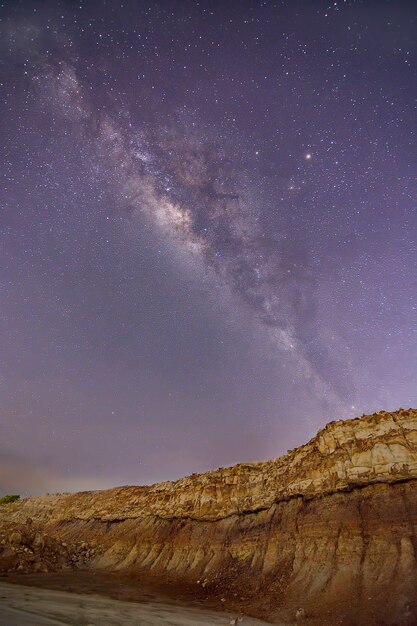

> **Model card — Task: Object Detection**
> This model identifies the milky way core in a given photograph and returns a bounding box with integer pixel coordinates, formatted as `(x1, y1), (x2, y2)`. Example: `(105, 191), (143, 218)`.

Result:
(0, 0), (415, 495)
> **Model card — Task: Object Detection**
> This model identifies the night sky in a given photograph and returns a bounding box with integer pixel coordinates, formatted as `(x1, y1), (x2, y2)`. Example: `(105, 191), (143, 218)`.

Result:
(1, 1), (415, 496)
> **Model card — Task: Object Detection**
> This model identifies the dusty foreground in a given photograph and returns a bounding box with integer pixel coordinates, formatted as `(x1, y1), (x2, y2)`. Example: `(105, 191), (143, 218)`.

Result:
(0, 580), (272, 626)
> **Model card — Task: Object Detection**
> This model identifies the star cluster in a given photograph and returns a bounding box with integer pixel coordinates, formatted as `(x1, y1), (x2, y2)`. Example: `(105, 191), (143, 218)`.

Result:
(0, 1), (415, 495)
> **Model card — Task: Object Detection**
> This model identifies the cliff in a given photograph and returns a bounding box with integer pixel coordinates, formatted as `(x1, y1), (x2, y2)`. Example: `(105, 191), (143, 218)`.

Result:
(1, 408), (417, 625)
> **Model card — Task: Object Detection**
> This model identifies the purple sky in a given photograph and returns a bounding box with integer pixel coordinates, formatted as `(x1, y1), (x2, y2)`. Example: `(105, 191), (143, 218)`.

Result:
(1, 0), (415, 496)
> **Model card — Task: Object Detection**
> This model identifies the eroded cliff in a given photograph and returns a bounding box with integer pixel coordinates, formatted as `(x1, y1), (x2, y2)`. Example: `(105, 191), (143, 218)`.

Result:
(1, 408), (417, 625)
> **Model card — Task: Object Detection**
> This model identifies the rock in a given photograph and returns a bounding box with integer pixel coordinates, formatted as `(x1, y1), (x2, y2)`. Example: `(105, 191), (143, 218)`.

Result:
(0, 547), (14, 558)
(8, 531), (22, 545)
(32, 533), (44, 549)
(0, 409), (416, 626)
(295, 608), (306, 622)
(34, 562), (48, 573)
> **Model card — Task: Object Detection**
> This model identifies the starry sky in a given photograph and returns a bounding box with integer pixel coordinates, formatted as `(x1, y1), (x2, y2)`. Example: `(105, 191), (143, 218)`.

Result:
(1, 0), (415, 496)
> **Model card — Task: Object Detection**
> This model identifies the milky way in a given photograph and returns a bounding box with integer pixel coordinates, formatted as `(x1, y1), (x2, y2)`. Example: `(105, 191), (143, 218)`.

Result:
(1, 1), (415, 495)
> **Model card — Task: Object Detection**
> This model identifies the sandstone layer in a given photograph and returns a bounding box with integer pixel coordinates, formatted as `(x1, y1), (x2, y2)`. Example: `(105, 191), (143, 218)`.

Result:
(1, 408), (416, 625)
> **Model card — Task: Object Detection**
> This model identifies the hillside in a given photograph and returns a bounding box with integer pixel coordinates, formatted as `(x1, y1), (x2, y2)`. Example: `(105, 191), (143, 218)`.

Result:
(1, 408), (416, 625)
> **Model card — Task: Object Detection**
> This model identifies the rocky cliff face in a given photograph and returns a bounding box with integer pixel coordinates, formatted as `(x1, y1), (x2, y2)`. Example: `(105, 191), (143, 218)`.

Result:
(1, 408), (417, 625)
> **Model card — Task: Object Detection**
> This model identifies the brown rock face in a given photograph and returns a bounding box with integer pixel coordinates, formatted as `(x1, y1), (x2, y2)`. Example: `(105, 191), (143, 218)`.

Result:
(1, 408), (416, 625)
(0, 521), (96, 574)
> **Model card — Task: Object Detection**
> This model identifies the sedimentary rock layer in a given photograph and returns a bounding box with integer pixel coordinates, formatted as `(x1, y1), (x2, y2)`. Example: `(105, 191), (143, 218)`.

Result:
(1, 408), (416, 625)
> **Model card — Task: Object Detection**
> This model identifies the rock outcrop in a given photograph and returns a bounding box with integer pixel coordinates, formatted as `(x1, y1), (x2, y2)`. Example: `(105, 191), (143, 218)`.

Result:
(0, 520), (96, 574)
(1, 408), (416, 625)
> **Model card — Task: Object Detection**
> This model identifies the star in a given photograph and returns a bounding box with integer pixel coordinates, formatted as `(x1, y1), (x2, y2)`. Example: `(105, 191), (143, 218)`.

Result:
(0, 0), (414, 496)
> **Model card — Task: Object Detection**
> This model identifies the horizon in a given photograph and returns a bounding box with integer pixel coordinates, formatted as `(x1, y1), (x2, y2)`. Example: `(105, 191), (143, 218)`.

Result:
(2, 406), (414, 499)
(1, 0), (416, 497)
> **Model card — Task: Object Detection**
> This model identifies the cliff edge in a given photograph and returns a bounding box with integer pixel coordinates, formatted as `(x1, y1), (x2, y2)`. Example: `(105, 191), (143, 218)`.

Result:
(1, 408), (417, 625)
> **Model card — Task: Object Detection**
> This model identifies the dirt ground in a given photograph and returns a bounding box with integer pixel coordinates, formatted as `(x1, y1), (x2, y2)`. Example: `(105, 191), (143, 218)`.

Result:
(0, 573), (276, 626)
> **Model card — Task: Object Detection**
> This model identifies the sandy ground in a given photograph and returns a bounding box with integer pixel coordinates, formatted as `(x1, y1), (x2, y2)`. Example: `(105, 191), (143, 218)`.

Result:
(0, 581), (274, 626)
